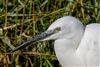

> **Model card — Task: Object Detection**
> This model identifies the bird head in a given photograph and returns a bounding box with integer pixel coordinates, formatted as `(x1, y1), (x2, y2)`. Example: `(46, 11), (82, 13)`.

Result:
(11, 16), (84, 52)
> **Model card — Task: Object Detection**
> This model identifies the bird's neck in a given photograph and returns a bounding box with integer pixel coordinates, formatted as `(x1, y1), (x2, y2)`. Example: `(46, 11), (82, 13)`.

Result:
(54, 39), (77, 53)
(54, 27), (85, 56)
(54, 39), (84, 66)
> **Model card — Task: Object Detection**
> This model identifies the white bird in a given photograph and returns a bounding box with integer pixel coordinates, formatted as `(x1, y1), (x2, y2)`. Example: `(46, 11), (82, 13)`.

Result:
(11, 16), (100, 67)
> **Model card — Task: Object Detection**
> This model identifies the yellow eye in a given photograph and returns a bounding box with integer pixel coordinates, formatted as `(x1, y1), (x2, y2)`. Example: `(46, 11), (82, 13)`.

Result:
(54, 27), (61, 33)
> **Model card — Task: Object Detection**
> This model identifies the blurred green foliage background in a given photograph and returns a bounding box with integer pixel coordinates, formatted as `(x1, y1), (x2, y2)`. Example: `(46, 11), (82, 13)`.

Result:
(0, 0), (100, 67)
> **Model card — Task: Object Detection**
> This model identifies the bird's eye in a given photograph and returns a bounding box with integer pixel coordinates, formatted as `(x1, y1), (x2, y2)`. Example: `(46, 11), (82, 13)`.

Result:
(54, 27), (61, 33)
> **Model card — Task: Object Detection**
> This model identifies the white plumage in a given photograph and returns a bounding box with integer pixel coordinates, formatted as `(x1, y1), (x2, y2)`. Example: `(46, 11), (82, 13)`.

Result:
(12, 16), (100, 67)
(45, 16), (100, 67)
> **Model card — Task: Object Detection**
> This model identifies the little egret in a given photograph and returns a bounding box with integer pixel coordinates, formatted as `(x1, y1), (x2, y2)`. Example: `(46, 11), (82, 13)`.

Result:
(11, 16), (100, 67)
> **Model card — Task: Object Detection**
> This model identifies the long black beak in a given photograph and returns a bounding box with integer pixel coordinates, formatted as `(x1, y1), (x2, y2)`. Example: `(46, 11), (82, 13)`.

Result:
(11, 30), (54, 53)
